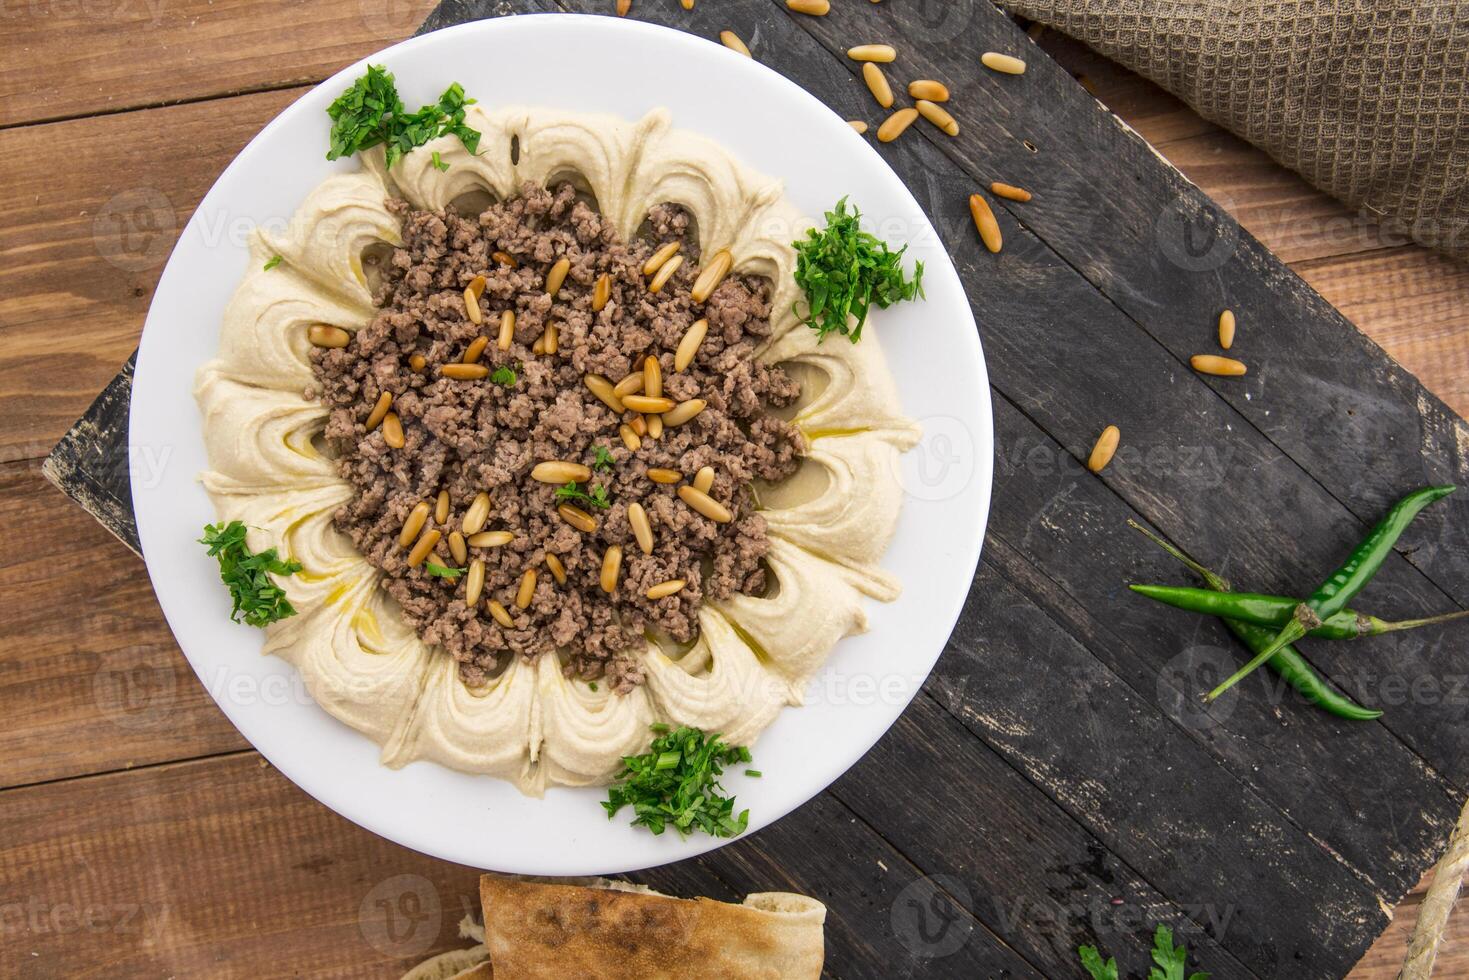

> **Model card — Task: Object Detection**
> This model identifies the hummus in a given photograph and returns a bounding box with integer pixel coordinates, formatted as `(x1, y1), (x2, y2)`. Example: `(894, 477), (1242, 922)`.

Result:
(195, 105), (919, 794)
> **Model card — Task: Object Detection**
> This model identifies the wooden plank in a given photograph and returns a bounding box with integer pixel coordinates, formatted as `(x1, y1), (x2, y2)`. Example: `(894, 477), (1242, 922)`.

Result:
(0, 751), (1038, 979)
(0, 461), (246, 789)
(0, 0), (435, 128)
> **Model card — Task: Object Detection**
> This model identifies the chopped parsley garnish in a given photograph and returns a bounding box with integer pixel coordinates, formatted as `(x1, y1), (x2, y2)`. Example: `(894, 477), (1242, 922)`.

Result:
(603, 725), (752, 838)
(1079, 924), (1210, 980)
(489, 364), (518, 386)
(589, 681), (598, 692)
(200, 521), (302, 628)
(555, 481), (611, 510)
(744, 769), (762, 778)
(791, 196), (924, 343)
(326, 65), (481, 169)
(431, 150), (449, 172)
(425, 562), (463, 578)
(263, 255), (283, 271)
(591, 445), (615, 472)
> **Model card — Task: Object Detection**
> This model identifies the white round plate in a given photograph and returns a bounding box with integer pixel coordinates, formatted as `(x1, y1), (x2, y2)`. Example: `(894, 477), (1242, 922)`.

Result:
(132, 14), (992, 875)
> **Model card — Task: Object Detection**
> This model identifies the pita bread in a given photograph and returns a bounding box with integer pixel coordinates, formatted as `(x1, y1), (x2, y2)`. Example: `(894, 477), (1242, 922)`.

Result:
(478, 874), (825, 979)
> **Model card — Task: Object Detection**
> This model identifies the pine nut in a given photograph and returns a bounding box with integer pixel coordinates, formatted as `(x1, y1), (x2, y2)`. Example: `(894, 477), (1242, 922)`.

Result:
(1088, 426), (1120, 474)
(448, 530), (467, 565)
(675, 318), (708, 371)
(720, 30), (750, 57)
(877, 107), (919, 142)
(545, 257), (570, 297)
(848, 120), (869, 134)
(399, 501), (431, 548)
(691, 252), (732, 303)
(463, 336), (489, 364)
(969, 194), (1002, 253)
(584, 374), (625, 413)
(408, 354), (426, 373)
(614, 372), (645, 398)
(464, 558), (485, 606)
(616, 0), (630, 16)
(982, 52), (1026, 75)
(365, 391), (393, 431)
(643, 241), (681, 277)
(619, 424), (642, 451)
(647, 468), (682, 484)
(544, 322), (559, 355)
(382, 412), (405, 448)
(693, 466), (715, 493)
(643, 356), (663, 398)
(545, 552), (567, 584)
(990, 182), (1032, 202)
(308, 325), (350, 348)
(908, 79), (950, 102)
(648, 255), (683, 293)
(467, 530), (514, 548)
(916, 100), (959, 136)
(786, 0), (828, 14)
(435, 490), (450, 524)
(592, 273), (612, 313)
(442, 363), (490, 380)
(1218, 309), (1236, 350)
(848, 44), (896, 62)
(1191, 354), (1247, 377)
(516, 568), (537, 609)
(532, 461), (592, 484)
(678, 485), (733, 523)
(532, 336), (545, 355)
(662, 398), (706, 427)
(646, 413), (664, 439)
(627, 502), (655, 555)
(464, 276), (487, 324)
(600, 545), (623, 594)
(487, 599), (514, 628)
(630, 414), (648, 436)
(462, 492), (491, 534)
(646, 579), (687, 600)
(407, 528), (442, 568)
(558, 503), (597, 533)
(681, 0), (693, 8)
(492, 250), (518, 268)
(863, 62), (894, 109)
(623, 395), (676, 414)
(497, 310), (516, 350)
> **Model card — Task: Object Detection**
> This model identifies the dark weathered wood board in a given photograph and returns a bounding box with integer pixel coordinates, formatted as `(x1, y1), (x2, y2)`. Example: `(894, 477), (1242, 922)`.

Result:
(40, 0), (1469, 976)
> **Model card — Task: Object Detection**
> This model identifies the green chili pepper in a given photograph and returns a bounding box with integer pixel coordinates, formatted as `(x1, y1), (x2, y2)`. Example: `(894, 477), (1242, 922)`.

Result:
(1128, 585), (1469, 640)
(1205, 485), (1456, 702)
(1128, 521), (1382, 721)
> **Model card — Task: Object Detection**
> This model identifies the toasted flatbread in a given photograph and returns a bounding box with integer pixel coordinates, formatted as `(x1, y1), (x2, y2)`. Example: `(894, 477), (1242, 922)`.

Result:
(478, 874), (825, 979)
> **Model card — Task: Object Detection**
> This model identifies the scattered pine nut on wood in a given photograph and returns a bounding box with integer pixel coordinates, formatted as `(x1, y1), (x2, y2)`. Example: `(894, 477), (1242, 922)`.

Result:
(877, 107), (919, 143)
(990, 182), (1032, 202)
(1218, 309), (1237, 350)
(1087, 425), (1120, 474)
(786, 0), (829, 14)
(848, 120), (869, 134)
(982, 52), (1027, 75)
(968, 194), (1002, 253)
(1191, 354), (1248, 376)
(863, 62), (894, 109)
(908, 79), (950, 102)
(847, 44), (896, 62)
(720, 30), (751, 57)
(681, 0), (694, 8)
(616, 0), (631, 16)
(916, 100), (959, 136)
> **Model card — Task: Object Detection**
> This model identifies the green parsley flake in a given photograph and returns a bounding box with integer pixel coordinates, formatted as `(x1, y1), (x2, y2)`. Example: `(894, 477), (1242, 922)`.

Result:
(555, 481), (610, 510)
(591, 445), (615, 472)
(603, 726), (753, 838)
(326, 66), (481, 170)
(489, 364), (517, 386)
(431, 150), (449, 172)
(791, 197), (924, 343)
(200, 521), (302, 628)
(263, 255), (283, 272)
(425, 562), (463, 578)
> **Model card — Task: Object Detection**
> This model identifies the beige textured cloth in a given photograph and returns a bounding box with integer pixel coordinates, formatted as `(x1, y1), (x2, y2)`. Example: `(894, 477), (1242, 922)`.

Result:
(999, 1), (1469, 261)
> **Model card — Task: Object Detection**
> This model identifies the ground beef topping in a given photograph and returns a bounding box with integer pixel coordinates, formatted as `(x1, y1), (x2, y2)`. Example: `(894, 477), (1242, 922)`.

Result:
(311, 182), (804, 693)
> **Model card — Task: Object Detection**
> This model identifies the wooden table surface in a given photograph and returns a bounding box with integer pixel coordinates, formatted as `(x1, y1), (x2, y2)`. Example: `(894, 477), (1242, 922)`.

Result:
(3, 2), (1467, 976)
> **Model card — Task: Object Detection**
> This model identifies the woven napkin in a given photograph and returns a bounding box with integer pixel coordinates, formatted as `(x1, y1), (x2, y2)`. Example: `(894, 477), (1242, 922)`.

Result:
(1000, 0), (1469, 261)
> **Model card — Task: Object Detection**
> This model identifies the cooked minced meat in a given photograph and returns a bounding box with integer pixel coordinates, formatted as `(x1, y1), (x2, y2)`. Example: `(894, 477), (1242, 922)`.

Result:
(312, 182), (804, 692)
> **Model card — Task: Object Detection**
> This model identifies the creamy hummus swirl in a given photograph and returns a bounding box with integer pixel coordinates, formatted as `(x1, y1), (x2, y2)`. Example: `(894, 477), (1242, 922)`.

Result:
(195, 105), (919, 794)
